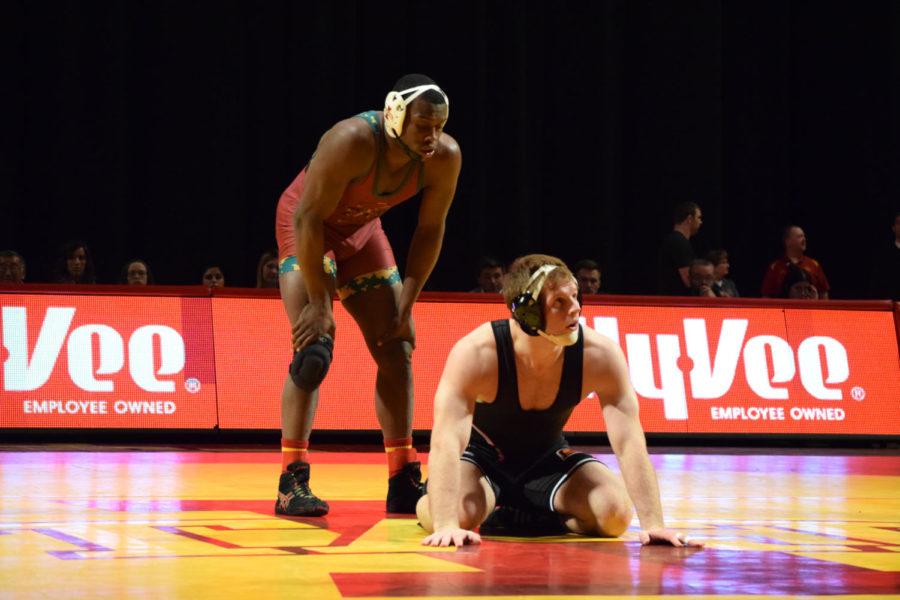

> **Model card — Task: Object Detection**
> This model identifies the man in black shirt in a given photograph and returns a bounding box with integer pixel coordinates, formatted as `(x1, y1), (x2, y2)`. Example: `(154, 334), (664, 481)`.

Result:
(657, 202), (703, 295)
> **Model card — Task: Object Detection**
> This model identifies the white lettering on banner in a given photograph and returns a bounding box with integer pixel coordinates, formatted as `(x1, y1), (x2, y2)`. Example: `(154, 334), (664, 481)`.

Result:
(67, 324), (124, 392)
(23, 400), (109, 414)
(2, 307), (186, 393)
(797, 337), (849, 401)
(113, 400), (177, 414)
(790, 407), (846, 421)
(742, 336), (795, 400)
(20, 399), (177, 415)
(711, 406), (786, 420)
(3, 307), (75, 391)
(128, 326), (185, 393)
(587, 316), (852, 420)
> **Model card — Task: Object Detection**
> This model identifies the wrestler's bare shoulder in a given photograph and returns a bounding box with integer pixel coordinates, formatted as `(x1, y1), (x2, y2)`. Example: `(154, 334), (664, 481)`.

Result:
(444, 322), (499, 394)
(324, 116), (378, 150)
(453, 321), (496, 357)
(436, 133), (461, 160)
(581, 325), (627, 369)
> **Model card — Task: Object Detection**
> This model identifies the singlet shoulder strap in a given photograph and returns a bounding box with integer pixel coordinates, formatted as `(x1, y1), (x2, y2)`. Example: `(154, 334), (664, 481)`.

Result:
(354, 110), (424, 196)
(557, 326), (585, 402)
(416, 160), (426, 193)
(355, 111), (382, 136)
(490, 320), (518, 406)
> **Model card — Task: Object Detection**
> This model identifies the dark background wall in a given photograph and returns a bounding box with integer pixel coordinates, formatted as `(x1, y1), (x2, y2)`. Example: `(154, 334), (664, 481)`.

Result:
(3, 1), (899, 296)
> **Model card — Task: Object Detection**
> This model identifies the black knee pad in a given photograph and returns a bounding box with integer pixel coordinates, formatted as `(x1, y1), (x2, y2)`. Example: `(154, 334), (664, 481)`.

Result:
(289, 335), (334, 391)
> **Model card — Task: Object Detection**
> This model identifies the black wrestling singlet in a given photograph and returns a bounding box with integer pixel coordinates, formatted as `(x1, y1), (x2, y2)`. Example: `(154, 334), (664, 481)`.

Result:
(471, 320), (585, 467)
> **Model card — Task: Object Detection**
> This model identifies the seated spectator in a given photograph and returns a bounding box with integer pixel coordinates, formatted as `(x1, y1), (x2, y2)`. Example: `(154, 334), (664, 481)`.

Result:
(572, 259), (602, 294)
(202, 265), (225, 288)
(54, 241), (97, 284)
(761, 225), (830, 299)
(657, 201), (702, 295)
(0, 250), (26, 284)
(688, 259), (716, 297)
(120, 259), (154, 285)
(782, 263), (819, 300)
(469, 256), (504, 293)
(256, 250), (279, 289)
(706, 249), (739, 297)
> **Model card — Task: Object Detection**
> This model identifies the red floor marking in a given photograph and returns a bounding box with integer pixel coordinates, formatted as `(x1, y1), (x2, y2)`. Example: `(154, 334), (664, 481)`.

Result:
(333, 542), (900, 597)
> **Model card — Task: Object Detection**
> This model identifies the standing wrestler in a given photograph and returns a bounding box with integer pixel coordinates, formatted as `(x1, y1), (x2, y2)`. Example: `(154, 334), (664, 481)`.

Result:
(274, 74), (461, 516)
(418, 254), (702, 548)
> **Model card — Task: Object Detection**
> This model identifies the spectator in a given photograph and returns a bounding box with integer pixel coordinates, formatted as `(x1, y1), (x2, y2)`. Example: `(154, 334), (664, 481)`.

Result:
(706, 249), (739, 297)
(120, 259), (153, 285)
(0, 250), (26, 284)
(761, 226), (830, 299)
(55, 241), (97, 284)
(256, 250), (280, 289)
(872, 211), (900, 299)
(658, 201), (702, 295)
(687, 259), (716, 297)
(572, 259), (602, 295)
(469, 256), (504, 293)
(782, 263), (819, 300)
(203, 266), (225, 288)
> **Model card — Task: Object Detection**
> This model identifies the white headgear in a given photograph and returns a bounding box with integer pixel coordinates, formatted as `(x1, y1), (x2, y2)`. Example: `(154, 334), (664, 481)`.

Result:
(383, 84), (449, 139)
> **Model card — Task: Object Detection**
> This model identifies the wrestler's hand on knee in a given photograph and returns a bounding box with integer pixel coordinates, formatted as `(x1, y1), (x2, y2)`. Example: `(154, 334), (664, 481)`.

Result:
(639, 528), (703, 548)
(376, 314), (415, 348)
(293, 303), (335, 351)
(421, 527), (481, 547)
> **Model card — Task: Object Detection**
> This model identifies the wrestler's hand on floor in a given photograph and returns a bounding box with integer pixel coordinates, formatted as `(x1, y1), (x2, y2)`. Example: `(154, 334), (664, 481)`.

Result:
(292, 302), (335, 351)
(376, 313), (415, 348)
(422, 527), (482, 547)
(639, 528), (703, 547)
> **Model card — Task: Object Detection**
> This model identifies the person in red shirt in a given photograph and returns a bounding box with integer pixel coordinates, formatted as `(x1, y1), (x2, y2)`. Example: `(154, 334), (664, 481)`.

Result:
(761, 226), (830, 299)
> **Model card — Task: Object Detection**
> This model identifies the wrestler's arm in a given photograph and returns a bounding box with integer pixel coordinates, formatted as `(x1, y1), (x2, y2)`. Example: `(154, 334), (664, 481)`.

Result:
(587, 331), (703, 547)
(421, 332), (483, 547)
(396, 136), (461, 325)
(291, 121), (373, 349)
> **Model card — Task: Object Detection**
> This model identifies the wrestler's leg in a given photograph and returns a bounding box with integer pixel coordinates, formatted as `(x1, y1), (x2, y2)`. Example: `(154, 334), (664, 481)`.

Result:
(553, 462), (634, 537)
(341, 281), (413, 439)
(279, 268), (321, 444)
(274, 262), (335, 516)
(416, 462), (497, 532)
(336, 223), (421, 511)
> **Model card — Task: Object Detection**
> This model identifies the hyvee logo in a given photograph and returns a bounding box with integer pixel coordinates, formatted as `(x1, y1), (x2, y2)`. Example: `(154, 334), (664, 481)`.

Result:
(590, 317), (850, 420)
(2, 307), (186, 393)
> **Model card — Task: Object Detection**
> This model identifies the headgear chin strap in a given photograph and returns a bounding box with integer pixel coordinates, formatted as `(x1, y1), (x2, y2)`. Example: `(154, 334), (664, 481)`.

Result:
(510, 264), (580, 346)
(538, 328), (580, 347)
(383, 84), (449, 139)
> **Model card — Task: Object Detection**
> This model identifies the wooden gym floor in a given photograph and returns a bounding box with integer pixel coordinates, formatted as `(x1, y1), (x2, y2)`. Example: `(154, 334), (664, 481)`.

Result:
(0, 445), (898, 599)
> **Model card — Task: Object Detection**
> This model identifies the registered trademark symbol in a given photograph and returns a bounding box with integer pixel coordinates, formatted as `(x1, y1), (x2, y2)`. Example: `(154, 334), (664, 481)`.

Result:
(850, 386), (865, 401)
(184, 378), (201, 394)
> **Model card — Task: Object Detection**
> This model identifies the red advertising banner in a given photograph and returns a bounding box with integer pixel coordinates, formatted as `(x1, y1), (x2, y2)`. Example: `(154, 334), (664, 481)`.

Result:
(0, 293), (218, 428)
(211, 297), (511, 430)
(2, 289), (899, 436)
(578, 305), (900, 435)
(212, 299), (900, 435)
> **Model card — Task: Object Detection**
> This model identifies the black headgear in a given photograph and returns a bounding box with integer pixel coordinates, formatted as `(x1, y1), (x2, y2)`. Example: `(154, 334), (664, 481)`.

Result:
(510, 265), (558, 336)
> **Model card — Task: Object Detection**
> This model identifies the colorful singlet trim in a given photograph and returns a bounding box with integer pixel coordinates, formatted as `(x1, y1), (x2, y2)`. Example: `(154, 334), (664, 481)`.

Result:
(337, 267), (401, 300)
(278, 256), (400, 300)
(278, 255), (337, 277)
